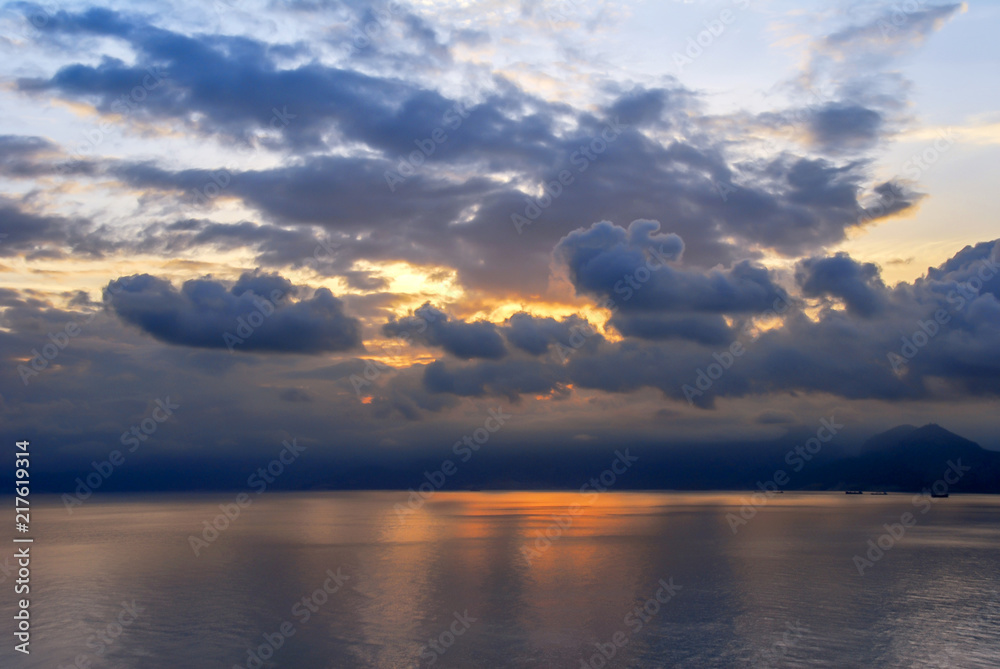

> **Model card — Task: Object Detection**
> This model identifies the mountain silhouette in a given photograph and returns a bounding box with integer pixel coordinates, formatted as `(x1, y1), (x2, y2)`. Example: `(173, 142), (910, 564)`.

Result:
(812, 424), (1000, 492)
(21, 422), (1000, 493)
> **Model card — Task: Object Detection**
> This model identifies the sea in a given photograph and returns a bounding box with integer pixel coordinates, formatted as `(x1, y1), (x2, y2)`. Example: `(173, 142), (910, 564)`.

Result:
(3, 491), (999, 668)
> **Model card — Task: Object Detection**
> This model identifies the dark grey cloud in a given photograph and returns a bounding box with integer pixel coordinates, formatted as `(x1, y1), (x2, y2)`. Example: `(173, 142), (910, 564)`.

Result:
(796, 252), (888, 318)
(607, 87), (677, 129)
(754, 100), (886, 157)
(15, 6), (558, 166)
(110, 156), (507, 283)
(0, 198), (112, 258)
(0, 287), (28, 307)
(924, 239), (1000, 292)
(105, 271), (363, 353)
(383, 303), (507, 360)
(0, 135), (55, 177)
(13, 4), (135, 38)
(502, 312), (603, 356)
(129, 219), (376, 289)
(422, 358), (567, 401)
(0, 201), (63, 255)
(283, 358), (382, 381)
(807, 103), (883, 153)
(609, 313), (734, 346)
(556, 219), (787, 314)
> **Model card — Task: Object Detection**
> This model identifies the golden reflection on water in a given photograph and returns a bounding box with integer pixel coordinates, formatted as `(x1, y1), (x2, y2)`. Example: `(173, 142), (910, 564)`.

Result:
(10, 492), (1000, 668)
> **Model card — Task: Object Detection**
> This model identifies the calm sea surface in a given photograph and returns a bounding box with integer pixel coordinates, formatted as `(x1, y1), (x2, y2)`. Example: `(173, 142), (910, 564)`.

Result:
(3, 492), (999, 668)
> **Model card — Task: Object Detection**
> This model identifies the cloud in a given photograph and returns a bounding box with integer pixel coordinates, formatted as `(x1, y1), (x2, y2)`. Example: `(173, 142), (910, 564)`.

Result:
(423, 358), (566, 400)
(555, 219), (787, 315)
(0, 135), (56, 177)
(420, 240), (1000, 407)
(0, 0), (991, 463)
(609, 313), (734, 346)
(796, 252), (888, 317)
(383, 303), (507, 360)
(12, 6), (930, 296)
(801, 3), (965, 113)
(14, 6), (556, 165)
(278, 387), (313, 402)
(607, 86), (678, 129)
(822, 3), (965, 61)
(806, 103), (883, 153)
(502, 312), (603, 355)
(0, 198), (112, 258)
(105, 271), (363, 353)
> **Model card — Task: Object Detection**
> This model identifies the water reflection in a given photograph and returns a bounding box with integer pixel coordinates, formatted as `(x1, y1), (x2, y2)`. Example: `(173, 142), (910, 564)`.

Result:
(2, 492), (998, 668)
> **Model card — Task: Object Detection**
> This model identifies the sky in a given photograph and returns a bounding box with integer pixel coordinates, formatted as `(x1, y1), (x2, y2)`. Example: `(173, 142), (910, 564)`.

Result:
(1, 0), (999, 488)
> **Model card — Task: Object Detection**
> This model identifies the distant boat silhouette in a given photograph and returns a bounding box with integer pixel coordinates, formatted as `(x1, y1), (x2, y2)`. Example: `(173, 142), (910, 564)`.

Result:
(845, 490), (863, 494)
(930, 491), (949, 498)
(870, 491), (887, 495)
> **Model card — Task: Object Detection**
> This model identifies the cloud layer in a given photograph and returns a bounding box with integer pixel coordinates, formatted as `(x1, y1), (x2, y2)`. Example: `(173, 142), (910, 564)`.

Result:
(0, 0), (993, 476)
